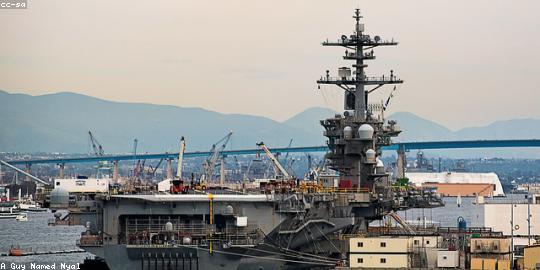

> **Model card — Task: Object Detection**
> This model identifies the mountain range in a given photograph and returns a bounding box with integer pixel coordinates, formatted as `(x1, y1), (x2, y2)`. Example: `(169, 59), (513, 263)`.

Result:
(1, 90), (539, 157)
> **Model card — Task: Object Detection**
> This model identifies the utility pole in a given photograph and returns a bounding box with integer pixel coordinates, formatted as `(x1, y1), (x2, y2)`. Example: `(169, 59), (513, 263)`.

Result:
(527, 186), (531, 245)
(510, 188), (514, 269)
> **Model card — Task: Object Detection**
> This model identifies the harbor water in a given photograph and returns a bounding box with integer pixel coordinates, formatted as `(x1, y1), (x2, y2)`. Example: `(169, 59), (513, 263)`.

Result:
(0, 211), (90, 267)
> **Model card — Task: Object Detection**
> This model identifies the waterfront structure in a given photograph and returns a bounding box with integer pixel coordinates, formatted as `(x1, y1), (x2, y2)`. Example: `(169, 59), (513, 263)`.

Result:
(407, 172), (505, 197)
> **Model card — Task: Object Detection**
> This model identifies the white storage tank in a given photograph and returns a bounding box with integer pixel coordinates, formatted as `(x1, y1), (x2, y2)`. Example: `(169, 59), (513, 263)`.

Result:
(343, 126), (353, 139)
(358, 124), (374, 140)
(366, 149), (376, 163)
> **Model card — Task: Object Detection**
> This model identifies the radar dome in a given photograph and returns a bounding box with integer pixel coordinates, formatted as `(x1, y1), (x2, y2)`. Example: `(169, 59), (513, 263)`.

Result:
(343, 126), (353, 139)
(49, 187), (69, 209)
(358, 124), (374, 140)
(366, 149), (376, 163)
(226, 205), (234, 215)
(376, 158), (385, 174)
(165, 221), (173, 231)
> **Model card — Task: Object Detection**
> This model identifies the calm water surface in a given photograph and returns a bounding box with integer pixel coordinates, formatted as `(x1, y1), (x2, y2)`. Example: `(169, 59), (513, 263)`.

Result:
(0, 211), (90, 267)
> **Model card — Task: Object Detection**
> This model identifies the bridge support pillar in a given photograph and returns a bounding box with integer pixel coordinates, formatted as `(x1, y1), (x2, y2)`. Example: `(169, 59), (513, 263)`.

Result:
(58, 163), (65, 178)
(113, 161), (119, 182)
(396, 145), (406, 180)
(166, 159), (173, 179)
(25, 163), (31, 182)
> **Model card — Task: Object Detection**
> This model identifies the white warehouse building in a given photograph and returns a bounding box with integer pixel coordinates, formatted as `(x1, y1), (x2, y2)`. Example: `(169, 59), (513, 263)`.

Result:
(406, 172), (505, 197)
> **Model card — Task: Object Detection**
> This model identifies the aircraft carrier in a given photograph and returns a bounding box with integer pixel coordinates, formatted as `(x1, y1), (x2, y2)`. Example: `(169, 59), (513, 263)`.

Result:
(51, 9), (445, 270)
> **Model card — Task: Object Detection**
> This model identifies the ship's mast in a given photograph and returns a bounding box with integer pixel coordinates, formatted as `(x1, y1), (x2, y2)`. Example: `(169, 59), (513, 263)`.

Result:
(318, 9), (402, 120)
(317, 9), (403, 189)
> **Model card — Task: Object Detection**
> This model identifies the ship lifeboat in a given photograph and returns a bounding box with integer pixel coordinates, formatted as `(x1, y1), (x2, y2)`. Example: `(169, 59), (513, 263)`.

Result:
(9, 246), (23, 256)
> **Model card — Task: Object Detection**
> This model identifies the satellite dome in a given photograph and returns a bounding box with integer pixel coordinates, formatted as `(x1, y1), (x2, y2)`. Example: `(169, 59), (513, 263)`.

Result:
(343, 126), (353, 139)
(358, 124), (374, 140)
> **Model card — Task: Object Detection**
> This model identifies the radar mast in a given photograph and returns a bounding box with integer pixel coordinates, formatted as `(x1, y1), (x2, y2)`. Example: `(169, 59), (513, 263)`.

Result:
(317, 9), (403, 189)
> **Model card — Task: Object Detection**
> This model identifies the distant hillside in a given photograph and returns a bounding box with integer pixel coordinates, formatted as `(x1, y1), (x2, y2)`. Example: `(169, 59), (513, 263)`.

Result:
(388, 111), (454, 142)
(283, 107), (335, 143)
(0, 90), (539, 157)
(0, 90), (325, 153)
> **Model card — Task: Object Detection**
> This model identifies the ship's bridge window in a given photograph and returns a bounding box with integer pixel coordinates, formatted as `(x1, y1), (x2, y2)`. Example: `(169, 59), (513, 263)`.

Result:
(414, 240), (419, 245)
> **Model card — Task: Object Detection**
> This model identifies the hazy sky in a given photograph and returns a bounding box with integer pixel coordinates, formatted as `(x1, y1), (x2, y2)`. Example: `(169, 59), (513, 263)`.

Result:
(1, 0), (539, 130)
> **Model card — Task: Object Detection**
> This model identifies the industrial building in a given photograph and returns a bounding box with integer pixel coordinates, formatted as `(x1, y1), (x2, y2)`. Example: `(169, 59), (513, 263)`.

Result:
(349, 235), (455, 269)
(407, 172), (505, 197)
(523, 245), (540, 270)
(422, 182), (495, 197)
(54, 177), (110, 193)
(349, 237), (411, 269)
(470, 237), (512, 270)
(483, 202), (540, 236)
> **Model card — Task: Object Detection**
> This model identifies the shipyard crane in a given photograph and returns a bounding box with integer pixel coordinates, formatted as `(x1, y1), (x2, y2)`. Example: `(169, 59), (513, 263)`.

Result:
(150, 158), (164, 176)
(176, 137), (186, 179)
(256, 142), (290, 179)
(132, 138), (138, 166)
(87, 131), (112, 176)
(88, 131), (104, 156)
(200, 131), (233, 184)
(169, 136), (187, 193)
(280, 139), (294, 172)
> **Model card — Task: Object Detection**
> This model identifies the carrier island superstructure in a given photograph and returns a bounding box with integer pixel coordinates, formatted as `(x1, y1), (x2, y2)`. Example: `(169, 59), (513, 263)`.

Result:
(50, 9), (444, 270)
